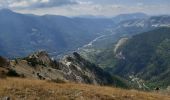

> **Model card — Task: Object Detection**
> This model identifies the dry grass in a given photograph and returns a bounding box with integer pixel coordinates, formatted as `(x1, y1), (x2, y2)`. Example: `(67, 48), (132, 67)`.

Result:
(0, 78), (170, 100)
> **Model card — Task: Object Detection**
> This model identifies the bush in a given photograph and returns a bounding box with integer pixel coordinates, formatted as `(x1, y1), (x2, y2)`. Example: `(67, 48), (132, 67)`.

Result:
(0, 70), (7, 79)
(49, 79), (66, 83)
(7, 69), (20, 77)
(0, 56), (9, 67)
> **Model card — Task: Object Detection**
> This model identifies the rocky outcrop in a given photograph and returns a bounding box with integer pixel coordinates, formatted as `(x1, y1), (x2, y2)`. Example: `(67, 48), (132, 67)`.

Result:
(10, 51), (114, 86)
(59, 52), (114, 85)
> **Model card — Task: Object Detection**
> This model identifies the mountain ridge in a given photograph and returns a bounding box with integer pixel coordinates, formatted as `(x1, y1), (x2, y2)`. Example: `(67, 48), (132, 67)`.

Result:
(0, 50), (128, 87)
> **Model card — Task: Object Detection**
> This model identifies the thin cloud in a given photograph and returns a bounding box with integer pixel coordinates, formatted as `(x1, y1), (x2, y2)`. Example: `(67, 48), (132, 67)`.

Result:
(0, 0), (78, 9)
(0, 0), (170, 16)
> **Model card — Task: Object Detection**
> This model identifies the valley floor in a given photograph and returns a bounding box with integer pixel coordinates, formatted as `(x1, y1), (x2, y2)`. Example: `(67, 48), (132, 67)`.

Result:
(0, 78), (170, 100)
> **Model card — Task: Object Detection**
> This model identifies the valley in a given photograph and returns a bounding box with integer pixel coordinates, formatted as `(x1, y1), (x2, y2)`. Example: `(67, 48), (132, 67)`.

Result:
(78, 19), (170, 90)
(0, 6), (170, 99)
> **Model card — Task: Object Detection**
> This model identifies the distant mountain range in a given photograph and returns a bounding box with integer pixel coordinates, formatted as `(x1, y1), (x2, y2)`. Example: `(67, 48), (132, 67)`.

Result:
(0, 9), (115, 58)
(0, 9), (153, 58)
(76, 12), (148, 22)
(114, 15), (170, 36)
(112, 12), (148, 24)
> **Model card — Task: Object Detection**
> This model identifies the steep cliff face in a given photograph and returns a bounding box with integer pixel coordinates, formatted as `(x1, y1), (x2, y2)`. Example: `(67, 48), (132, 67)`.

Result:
(8, 51), (116, 86)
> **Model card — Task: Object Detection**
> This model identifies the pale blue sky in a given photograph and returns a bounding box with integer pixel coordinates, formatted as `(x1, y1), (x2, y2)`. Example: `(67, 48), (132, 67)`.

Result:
(0, 0), (170, 16)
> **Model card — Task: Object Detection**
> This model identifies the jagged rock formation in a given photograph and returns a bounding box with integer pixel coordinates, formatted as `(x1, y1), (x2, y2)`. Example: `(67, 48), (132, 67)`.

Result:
(9, 51), (115, 86)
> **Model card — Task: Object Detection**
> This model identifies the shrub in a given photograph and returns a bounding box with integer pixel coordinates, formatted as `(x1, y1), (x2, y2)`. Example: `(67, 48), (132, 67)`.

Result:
(50, 79), (66, 83)
(7, 69), (20, 77)
(0, 70), (7, 79)
(0, 56), (9, 67)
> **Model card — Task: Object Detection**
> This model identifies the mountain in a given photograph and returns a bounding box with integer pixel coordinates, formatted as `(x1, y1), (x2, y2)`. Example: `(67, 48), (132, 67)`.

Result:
(0, 9), (168, 59)
(114, 15), (170, 36)
(79, 16), (170, 71)
(75, 12), (148, 20)
(0, 9), (115, 58)
(79, 28), (170, 89)
(112, 28), (170, 88)
(74, 15), (108, 19)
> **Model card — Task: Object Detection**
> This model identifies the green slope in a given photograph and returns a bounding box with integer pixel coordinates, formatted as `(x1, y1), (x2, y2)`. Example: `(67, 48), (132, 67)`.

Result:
(113, 27), (170, 88)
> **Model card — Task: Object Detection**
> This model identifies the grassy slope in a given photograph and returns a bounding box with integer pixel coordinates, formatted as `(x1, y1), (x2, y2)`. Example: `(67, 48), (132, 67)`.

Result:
(0, 78), (170, 100)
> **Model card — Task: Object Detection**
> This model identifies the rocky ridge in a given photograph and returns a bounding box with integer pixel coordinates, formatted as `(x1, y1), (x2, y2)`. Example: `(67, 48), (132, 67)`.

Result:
(1, 51), (117, 86)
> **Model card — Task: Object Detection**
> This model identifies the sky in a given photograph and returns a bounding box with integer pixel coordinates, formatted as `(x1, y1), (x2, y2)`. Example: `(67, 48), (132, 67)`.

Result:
(0, 0), (170, 17)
